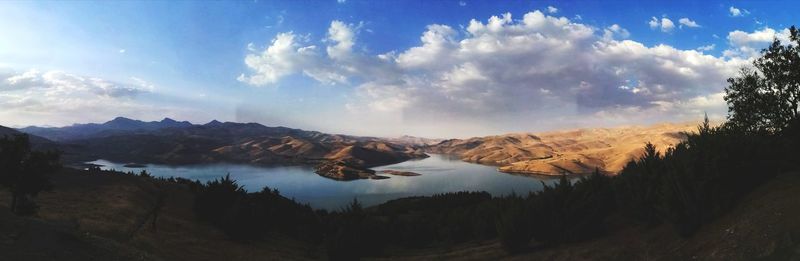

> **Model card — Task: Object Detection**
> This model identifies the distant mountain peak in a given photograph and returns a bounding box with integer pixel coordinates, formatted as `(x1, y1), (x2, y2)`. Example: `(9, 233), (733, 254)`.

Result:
(108, 116), (136, 123)
(205, 120), (223, 126)
(161, 117), (177, 123)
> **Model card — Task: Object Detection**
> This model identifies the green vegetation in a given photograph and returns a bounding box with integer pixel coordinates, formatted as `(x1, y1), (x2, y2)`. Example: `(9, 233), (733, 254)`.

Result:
(725, 26), (800, 133)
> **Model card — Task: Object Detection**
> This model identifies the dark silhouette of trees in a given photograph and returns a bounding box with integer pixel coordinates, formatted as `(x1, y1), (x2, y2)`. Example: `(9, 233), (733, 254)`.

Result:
(192, 174), (323, 242)
(495, 197), (531, 253)
(725, 26), (800, 133)
(612, 114), (791, 236)
(0, 134), (60, 215)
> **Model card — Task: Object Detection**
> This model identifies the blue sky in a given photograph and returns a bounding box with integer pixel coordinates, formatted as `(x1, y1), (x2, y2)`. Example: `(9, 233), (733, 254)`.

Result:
(0, 1), (797, 138)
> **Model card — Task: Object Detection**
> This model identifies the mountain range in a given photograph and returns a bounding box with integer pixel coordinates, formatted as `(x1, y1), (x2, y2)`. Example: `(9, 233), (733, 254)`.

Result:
(8, 117), (702, 178)
(12, 117), (429, 180)
(19, 117), (194, 142)
(425, 122), (700, 175)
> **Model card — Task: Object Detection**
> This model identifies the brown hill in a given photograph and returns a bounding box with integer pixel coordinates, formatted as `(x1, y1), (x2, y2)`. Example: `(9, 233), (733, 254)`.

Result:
(426, 122), (701, 175)
(28, 119), (427, 169)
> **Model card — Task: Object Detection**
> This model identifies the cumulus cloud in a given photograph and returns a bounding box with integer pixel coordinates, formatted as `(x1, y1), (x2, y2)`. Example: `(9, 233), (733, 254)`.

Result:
(326, 20), (356, 60)
(238, 32), (329, 85)
(239, 11), (769, 136)
(239, 21), (372, 86)
(604, 24), (630, 39)
(357, 11), (743, 129)
(649, 17), (675, 32)
(724, 27), (791, 58)
(729, 6), (748, 17)
(678, 18), (700, 28)
(546, 6), (558, 14)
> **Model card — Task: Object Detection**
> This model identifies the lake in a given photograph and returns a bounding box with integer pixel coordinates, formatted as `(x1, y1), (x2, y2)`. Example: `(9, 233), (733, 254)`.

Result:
(88, 154), (566, 210)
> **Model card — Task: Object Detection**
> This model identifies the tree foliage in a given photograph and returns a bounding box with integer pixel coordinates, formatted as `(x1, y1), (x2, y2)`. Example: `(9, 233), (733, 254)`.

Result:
(0, 134), (60, 215)
(725, 26), (800, 133)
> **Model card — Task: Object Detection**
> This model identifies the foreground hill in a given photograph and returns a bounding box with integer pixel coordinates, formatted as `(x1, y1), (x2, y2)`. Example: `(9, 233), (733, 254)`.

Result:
(0, 125), (60, 151)
(1, 167), (796, 260)
(0, 168), (321, 260)
(426, 122), (699, 175)
(374, 171), (800, 260)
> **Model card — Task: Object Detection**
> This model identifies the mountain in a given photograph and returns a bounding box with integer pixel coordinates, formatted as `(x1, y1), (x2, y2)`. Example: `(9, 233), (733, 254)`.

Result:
(18, 117), (193, 142)
(19, 118), (428, 180)
(426, 122), (700, 175)
(0, 125), (60, 150)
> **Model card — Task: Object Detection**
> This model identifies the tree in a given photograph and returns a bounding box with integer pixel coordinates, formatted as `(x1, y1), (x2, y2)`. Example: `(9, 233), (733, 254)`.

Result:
(0, 134), (60, 214)
(725, 26), (800, 133)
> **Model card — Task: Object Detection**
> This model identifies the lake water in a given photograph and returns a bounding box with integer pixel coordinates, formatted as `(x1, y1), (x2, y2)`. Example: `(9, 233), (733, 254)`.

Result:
(88, 154), (566, 210)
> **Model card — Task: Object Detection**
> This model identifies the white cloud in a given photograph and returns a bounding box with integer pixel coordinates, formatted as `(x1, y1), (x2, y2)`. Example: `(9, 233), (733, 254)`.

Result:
(327, 20), (356, 60)
(660, 17), (675, 32)
(604, 24), (630, 39)
(724, 27), (791, 58)
(337, 0), (346, 4)
(238, 32), (320, 85)
(649, 16), (675, 32)
(240, 11), (757, 136)
(458, 1), (466, 7)
(696, 44), (715, 52)
(119, 49), (126, 53)
(358, 11), (741, 130)
(396, 24), (457, 69)
(2, 69), (153, 97)
(0, 69), (194, 127)
(648, 17), (660, 29)
(678, 18), (700, 28)
(546, 6), (558, 14)
(729, 6), (748, 17)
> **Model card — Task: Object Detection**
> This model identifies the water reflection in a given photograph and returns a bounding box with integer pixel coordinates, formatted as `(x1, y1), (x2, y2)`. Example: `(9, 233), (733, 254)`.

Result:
(88, 154), (566, 210)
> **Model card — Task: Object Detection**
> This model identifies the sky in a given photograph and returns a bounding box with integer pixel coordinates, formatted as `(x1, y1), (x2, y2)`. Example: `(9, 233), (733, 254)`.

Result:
(0, 0), (797, 138)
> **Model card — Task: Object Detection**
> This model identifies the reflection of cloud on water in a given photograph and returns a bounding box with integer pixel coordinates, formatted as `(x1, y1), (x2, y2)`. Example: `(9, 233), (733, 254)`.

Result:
(374, 166), (455, 172)
(360, 176), (416, 194)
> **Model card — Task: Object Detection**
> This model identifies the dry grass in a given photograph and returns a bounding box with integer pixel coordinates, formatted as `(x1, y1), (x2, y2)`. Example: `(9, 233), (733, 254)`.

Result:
(0, 168), (322, 261)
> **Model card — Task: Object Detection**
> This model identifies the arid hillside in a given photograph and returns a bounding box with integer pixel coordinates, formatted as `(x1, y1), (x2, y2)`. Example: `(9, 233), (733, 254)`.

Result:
(426, 122), (701, 175)
(13, 118), (428, 178)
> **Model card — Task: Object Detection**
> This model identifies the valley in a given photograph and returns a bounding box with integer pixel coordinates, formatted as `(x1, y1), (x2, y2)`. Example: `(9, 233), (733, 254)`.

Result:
(11, 117), (703, 179)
